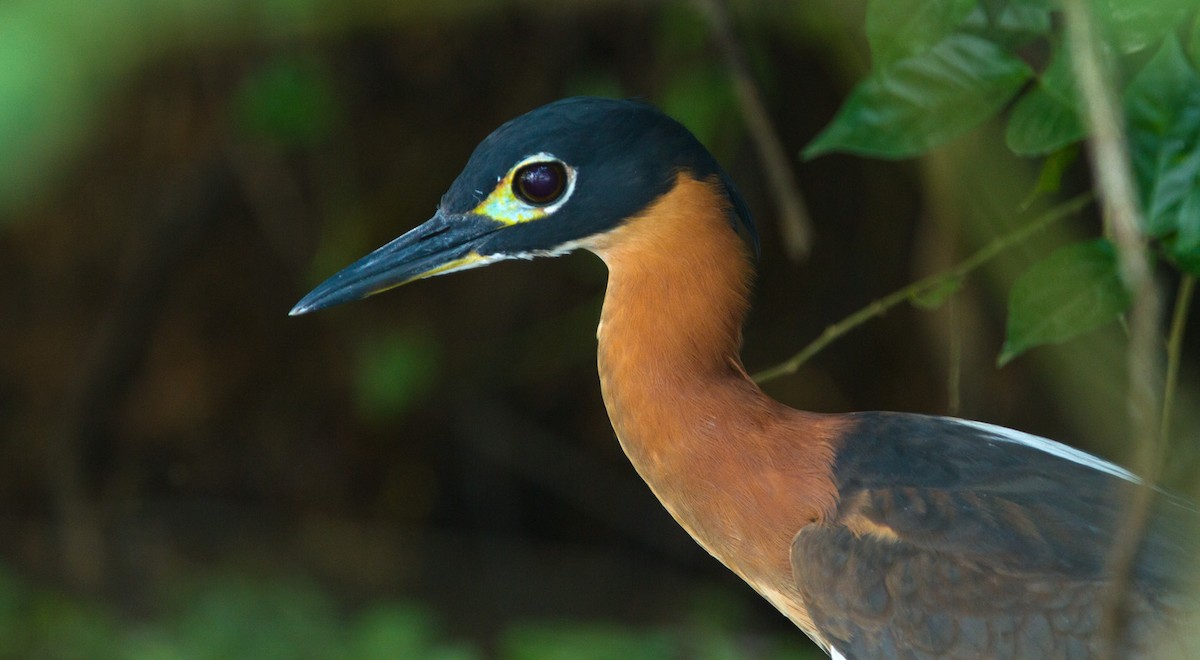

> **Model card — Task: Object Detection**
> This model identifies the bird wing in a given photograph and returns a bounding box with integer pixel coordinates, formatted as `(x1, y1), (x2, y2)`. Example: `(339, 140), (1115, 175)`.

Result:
(790, 412), (1198, 659)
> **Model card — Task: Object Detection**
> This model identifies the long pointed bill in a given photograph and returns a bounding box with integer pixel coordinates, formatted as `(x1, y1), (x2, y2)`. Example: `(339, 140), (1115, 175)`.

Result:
(290, 211), (505, 316)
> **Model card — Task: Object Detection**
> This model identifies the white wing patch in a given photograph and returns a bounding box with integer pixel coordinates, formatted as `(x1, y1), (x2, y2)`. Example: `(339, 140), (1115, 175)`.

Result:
(829, 646), (847, 660)
(950, 418), (1140, 483)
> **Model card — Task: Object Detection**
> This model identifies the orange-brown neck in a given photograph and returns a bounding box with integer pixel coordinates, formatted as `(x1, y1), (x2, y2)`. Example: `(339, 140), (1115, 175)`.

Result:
(586, 174), (840, 599)
(592, 174), (755, 398)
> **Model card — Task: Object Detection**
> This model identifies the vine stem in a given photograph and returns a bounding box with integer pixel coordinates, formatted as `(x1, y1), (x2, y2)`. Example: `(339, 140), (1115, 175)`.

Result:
(753, 194), (1093, 384)
(697, 0), (813, 259)
(1059, 0), (1165, 655)
(1161, 276), (1194, 447)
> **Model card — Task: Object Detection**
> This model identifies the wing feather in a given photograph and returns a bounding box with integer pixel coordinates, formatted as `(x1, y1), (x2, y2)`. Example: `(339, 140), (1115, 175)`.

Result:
(791, 412), (1197, 658)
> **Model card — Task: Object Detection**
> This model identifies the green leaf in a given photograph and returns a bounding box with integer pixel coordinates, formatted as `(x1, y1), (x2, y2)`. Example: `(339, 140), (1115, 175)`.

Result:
(999, 239), (1130, 365)
(1165, 187), (1200, 275)
(1190, 13), (1200, 70)
(1005, 45), (1085, 155)
(1123, 35), (1200, 271)
(965, 0), (1052, 48)
(1022, 143), (1080, 207)
(1006, 88), (1084, 156)
(865, 0), (976, 67)
(1091, 0), (1194, 55)
(805, 34), (1032, 159)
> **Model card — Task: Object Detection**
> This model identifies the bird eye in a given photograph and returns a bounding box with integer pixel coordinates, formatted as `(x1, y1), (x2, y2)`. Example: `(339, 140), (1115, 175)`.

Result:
(513, 161), (567, 206)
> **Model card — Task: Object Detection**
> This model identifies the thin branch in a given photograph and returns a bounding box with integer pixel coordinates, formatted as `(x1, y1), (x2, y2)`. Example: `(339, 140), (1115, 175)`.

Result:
(697, 0), (813, 259)
(1059, 1), (1166, 655)
(753, 194), (1093, 383)
(1161, 276), (1194, 447)
(947, 299), (963, 416)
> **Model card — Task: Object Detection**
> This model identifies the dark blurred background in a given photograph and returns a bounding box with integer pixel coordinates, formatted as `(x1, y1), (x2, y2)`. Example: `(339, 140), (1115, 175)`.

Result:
(1, 0), (1197, 657)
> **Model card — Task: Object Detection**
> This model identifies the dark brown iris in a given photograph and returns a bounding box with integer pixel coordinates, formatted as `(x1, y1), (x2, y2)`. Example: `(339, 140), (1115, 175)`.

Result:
(513, 161), (567, 205)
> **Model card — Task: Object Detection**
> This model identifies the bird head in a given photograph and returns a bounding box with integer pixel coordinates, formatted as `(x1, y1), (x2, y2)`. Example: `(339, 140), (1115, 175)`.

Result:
(290, 97), (756, 315)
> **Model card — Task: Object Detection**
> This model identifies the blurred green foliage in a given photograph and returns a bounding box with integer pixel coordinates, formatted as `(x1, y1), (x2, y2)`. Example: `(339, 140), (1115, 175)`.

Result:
(1192, 15), (1200, 68)
(233, 56), (340, 148)
(655, 4), (739, 155)
(499, 621), (812, 660)
(1091, 0), (1193, 54)
(0, 565), (474, 659)
(0, 1), (102, 213)
(864, 0), (977, 68)
(0, 0), (488, 214)
(1005, 46), (1085, 156)
(354, 327), (441, 424)
(1125, 34), (1200, 275)
(341, 605), (479, 660)
(807, 0), (1200, 364)
(165, 576), (342, 659)
(500, 623), (677, 660)
(0, 562), (820, 659)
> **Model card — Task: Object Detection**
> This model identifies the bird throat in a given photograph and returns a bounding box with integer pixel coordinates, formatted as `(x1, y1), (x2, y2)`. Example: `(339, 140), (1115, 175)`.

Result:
(592, 173), (754, 400)
(590, 174), (757, 471)
(588, 174), (833, 579)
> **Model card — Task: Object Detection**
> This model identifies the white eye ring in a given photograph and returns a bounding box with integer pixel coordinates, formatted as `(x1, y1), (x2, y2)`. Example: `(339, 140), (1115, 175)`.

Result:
(510, 152), (577, 214)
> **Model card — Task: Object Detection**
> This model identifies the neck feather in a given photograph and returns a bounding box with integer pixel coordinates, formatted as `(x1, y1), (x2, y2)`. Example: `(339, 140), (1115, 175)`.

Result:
(592, 174), (754, 381)
(586, 173), (838, 586)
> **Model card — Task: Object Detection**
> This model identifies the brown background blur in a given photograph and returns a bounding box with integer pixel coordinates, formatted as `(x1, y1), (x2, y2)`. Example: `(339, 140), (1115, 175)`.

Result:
(0, 1), (1196, 656)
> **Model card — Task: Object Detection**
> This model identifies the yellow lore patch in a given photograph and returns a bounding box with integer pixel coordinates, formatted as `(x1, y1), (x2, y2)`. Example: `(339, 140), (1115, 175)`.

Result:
(471, 153), (575, 225)
(471, 169), (548, 226)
